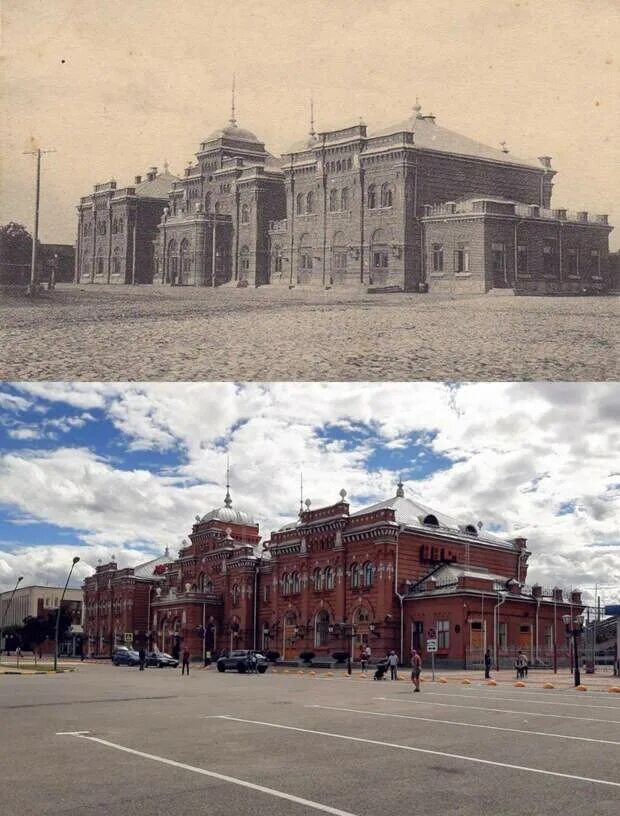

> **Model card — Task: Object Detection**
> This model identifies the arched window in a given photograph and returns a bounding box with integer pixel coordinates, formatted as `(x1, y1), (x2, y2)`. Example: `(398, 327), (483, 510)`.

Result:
(241, 203), (249, 224)
(282, 573), (291, 595)
(112, 218), (117, 234)
(96, 250), (105, 277)
(363, 561), (375, 587)
(347, 157), (352, 170)
(350, 562), (360, 589)
(298, 234), (313, 280)
(423, 514), (439, 526)
(323, 566), (334, 590)
(332, 230), (347, 281)
(118, 217), (124, 234)
(296, 193), (304, 215)
(306, 191), (314, 214)
(292, 572), (301, 594)
(313, 567), (322, 591)
(315, 610), (330, 647)
(205, 192), (212, 212)
(329, 189), (338, 212)
(231, 584), (240, 607)
(340, 187), (349, 211)
(214, 201), (221, 214)
(336, 160), (342, 172)
(199, 573), (213, 593)
(380, 183), (393, 208)
(180, 239), (191, 280)
(367, 184), (377, 209)
(354, 606), (370, 624)
(272, 245), (283, 276)
(167, 239), (178, 284)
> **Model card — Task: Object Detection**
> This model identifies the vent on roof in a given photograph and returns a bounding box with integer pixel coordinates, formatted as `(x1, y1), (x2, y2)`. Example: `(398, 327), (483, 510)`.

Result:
(423, 514), (439, 526)
(135, 175), (142, 185)
(464, 524), (478, 537)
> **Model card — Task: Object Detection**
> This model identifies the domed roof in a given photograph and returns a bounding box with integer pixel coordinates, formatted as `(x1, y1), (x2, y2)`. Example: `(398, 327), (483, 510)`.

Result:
(200, 506), (256, 525)
(204, 123), (261, 144)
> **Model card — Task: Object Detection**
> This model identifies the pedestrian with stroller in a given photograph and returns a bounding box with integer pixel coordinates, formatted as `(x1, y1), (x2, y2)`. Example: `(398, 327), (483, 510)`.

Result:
(387, 650), (398, 680)
(411, 650), (422, 692)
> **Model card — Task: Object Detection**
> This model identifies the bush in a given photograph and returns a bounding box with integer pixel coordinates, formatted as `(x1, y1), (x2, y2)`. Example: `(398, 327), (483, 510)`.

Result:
(265, 650), (280, 663)
(299, 650), (316, 664)
(332, 651), (349, 664)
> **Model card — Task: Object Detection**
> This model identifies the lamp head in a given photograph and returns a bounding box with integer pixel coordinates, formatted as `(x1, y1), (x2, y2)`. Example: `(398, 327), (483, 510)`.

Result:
(562, 614), (571, 625)
(72, 557), (80, 565)
(17, 576), (24, 584)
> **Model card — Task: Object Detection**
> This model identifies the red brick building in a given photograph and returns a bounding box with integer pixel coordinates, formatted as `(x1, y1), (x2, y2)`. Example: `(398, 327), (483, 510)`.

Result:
(83, 481), (581, 669)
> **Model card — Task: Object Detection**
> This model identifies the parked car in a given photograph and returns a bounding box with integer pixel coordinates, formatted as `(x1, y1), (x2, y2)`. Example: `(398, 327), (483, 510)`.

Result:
(145, 651), (179, 668)
(216, 650), (268, 674)
(112, 646), (140, 666)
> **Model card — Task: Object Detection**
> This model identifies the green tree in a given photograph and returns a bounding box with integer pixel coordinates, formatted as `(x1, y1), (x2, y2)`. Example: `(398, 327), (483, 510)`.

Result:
(0, 222), (38, 283)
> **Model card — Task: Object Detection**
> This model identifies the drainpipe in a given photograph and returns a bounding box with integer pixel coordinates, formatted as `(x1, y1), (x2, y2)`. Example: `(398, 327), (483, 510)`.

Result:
(493, 592), (507, 671)
(321, 134), (327, 287)
(394, 524), (405, 664)
(359, 166), (365, 284)
(289, 156), (295, 286)
(535, 597), (540, 664)
(513, 220), (526, 288)
(253, 563), (258, 651)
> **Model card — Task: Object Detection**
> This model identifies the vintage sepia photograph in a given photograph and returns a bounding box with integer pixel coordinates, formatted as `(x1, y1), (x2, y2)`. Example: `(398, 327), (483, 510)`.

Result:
(1, 2), (619, 816)
(1, 0), (618, 380)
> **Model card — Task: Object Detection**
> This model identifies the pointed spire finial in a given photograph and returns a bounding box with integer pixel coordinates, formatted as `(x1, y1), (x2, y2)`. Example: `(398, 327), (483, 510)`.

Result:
(309, 95), (316, 138)
(396, 477), (405, 498)
(229, 73), (237, 127)
(299, 471), (304, 515)
(413, 97), (423, 119)
(163, 158), (169, 173)
(224, 455), (232, 508)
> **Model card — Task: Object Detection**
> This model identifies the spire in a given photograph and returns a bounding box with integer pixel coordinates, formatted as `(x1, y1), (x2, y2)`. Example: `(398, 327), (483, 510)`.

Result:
(229, 74), (237, 127)
(299, 471), (304, 515)
(224, 455), (232, 508)
(163, 158), (169, 173)
(413, 96), (423, 119)
(396, 477), (405, 498)
(309, 95), (316, 139)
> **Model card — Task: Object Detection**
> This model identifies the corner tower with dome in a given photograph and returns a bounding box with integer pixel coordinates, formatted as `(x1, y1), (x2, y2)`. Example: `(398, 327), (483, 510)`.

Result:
(152, 91), (285, 288)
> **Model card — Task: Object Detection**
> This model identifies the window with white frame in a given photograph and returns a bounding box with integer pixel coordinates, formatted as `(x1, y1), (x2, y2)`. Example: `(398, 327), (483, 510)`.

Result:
(432, 243), (443, 273)
(498, 622), (508, 649)
(437, 619), (450, 649)
(454, 242), (470, 273)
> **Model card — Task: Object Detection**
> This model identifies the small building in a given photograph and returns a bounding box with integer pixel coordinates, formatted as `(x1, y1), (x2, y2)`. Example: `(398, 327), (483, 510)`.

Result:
(75, 166), (178, 284)
(422, 197), (613, 294)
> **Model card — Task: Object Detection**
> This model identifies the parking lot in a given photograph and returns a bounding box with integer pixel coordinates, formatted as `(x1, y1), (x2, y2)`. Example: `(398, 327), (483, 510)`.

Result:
(2, 663), (619, 815)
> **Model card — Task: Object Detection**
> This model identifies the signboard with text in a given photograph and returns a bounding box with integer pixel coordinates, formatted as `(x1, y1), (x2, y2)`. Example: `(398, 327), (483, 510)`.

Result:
(426, 638), (438, 652)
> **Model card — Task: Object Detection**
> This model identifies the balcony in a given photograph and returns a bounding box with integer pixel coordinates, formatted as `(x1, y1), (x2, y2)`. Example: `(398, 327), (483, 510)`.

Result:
(269, 218), (288, 233)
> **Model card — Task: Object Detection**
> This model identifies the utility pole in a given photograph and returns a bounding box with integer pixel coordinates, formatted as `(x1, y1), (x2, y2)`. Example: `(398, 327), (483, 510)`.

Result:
(23, 147), (56, 295)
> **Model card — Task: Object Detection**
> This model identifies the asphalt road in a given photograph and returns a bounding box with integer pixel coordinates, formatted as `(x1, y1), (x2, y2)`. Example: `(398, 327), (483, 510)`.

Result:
(1, 664), (619, 815)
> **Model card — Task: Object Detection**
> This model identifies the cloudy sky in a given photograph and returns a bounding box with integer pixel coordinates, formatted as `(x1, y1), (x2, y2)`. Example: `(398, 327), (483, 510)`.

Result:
(0, 382), (618, 607)
(1, 0), (618, 247)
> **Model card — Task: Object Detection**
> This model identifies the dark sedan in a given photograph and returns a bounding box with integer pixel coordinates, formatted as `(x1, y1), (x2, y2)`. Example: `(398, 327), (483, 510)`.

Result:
(216, 650), (268, 674)
(145, 651), (179, 668)
(112, 647), (140, 666)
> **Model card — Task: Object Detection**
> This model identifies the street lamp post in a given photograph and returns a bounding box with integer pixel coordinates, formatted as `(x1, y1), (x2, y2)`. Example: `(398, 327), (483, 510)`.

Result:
(562, 614), (584, 687)
(0, 576), (24, 656)
(54, 557), (80, 672)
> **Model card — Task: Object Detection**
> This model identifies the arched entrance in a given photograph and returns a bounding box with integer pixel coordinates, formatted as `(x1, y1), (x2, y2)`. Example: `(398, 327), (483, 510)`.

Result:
(370, 229), (389, 285)
(314, 610), (330, 649)
(297, 234), (313, 285)
(331, 231), (347, 285)
(167, 239), (178, 285)
(179, 239), (191, 285)
(282, 611), (297, 659)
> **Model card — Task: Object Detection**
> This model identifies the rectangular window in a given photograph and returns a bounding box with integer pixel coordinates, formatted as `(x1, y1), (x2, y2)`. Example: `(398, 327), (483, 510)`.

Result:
(373, 251), (388, 269)
(437, 619), (450, 650)
(454, 243), (470, 273)
(567, 248), (579, 276)
(544, 625), (553, 650)
(263, 585), (270, 604)
(517, 244), (528, 274)
(432, 243), (443, 272)
(590, 249), (601, 277)
(491, 242), (506, 275)
(498, 622), (507, 649)
(543, 238), (557, 275)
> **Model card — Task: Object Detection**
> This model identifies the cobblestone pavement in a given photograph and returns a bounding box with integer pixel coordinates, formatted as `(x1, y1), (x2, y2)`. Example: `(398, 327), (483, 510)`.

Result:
(1, 284), (617, 381)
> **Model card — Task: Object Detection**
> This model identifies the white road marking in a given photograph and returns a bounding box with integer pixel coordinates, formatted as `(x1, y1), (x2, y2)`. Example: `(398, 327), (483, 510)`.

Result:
(373, 697), (620, 725)
(421, 690), (620, 711)
(214, 716), (620, 788)
(56, 732), (359, 816)
(55, 730), (91, 736)
(306, 705), (620, 746)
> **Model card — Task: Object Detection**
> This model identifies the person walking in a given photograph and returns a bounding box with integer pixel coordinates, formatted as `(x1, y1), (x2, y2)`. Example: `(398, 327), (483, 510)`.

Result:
(181, 646), (190, 676)
(360, 647), (367, 675)
(387, 650), (398, 680)
(484, 649), (492, 679)
(521, 652), (529, 678)
(138, 647), (146, 671)
(411, 649), (422, 692)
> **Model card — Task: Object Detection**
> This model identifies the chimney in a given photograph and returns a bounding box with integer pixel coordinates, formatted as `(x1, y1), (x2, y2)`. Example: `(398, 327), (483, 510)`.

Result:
(529, 205), (540, 218)
(577, 211), (588, 222)
(513, 536), (528, 549)
(538, 156), (553, 169)
(531, 584), (542, 598)
(570, 589), (582, 605)
(552, 587), (563, 601)
(146, 166), (158, 182)
(134, 175), (142, 184)
(554, 208), (567, 220)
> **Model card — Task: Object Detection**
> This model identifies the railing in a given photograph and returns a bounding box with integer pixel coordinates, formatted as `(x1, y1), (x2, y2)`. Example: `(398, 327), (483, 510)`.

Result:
(269, 219), (288, 233)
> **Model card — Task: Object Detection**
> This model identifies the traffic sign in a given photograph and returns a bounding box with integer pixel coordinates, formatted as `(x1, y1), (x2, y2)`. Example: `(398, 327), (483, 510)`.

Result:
(426, 638), (438, 652)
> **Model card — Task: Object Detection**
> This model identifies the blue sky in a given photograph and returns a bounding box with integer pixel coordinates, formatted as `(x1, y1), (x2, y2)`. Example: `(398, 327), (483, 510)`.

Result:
(0, 382), (618, 605)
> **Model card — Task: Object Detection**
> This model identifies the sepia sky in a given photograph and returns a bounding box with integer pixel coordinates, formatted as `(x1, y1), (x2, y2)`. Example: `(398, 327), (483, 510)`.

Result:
(1, 0), (619, 247)
(0, 381), (618, 606)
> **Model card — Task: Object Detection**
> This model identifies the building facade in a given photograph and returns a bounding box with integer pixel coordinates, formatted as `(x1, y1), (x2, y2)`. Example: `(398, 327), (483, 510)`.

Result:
(76, 101), (613, 294)
(83, 482), (582, 669)
(75, 166), (178, 285)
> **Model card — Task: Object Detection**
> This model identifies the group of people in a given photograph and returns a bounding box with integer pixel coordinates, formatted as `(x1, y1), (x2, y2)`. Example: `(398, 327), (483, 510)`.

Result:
(359, 646), (422, 691)
(514, 650), (529, 679)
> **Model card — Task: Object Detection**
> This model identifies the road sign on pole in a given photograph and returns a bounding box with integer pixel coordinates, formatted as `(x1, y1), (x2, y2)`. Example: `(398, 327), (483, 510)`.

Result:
(427, 628), (436, 639)
(426, 638), (438, 652)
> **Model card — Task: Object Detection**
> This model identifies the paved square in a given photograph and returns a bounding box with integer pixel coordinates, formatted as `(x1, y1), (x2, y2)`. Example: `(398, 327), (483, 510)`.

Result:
(2, 663), (619, 815)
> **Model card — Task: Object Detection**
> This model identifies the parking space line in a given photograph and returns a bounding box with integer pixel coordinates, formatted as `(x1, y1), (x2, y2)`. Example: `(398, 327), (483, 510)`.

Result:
(373, 697), (620, 724)
(213, 716), (620, 788)
(420, 690), (620, 711)
(306, 705), (620, 746)
(56, 732), (359, 816)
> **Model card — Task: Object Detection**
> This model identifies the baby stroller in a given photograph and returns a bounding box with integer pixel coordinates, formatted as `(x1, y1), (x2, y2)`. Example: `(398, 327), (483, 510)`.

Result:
(373, 661), (388, 680)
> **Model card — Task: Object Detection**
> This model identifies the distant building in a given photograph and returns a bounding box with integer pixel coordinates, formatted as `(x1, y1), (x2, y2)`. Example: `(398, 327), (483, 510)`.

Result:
(75, 166), (178, 284)
(0, 585), (83, 655)
(83, 480), (582, 669)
